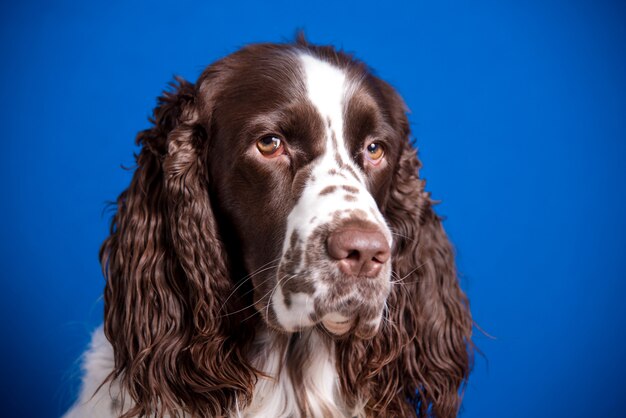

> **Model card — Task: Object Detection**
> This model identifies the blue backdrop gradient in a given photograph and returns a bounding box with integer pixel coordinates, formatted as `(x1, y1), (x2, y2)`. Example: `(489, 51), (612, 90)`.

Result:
(1, 1), (625, 417)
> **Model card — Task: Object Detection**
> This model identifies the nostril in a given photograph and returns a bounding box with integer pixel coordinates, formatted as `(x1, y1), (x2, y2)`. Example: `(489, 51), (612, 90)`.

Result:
(346, 250), (360, 261)
(373, 249), (390, 264)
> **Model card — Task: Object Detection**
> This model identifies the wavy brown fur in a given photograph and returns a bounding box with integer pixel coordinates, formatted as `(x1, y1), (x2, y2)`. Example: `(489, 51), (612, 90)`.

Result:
(337, 143), (473, 417)
(333, 78), (473, 417)
(100, 38), (472, 418)
(101, 78), (257, 418)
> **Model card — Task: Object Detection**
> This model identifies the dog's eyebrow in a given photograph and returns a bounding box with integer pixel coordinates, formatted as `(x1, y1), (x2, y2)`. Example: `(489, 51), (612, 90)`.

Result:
(240, 112), (284, 135)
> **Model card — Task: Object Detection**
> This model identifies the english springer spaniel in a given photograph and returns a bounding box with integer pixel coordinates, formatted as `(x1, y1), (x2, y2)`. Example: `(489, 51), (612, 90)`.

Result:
(65, 36), (473, 418)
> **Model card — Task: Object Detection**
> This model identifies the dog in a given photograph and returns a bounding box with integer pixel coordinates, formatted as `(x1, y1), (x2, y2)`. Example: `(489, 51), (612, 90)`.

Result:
(64, 35), (473, 418)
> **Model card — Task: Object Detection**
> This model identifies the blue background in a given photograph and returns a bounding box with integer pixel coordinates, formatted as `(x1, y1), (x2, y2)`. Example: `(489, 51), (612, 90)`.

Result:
(1, 1), (625, 417)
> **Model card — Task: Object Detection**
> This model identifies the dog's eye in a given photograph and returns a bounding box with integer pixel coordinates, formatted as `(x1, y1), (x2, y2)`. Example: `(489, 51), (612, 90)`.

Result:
(365, 142), (384, 164)
(256, 136), (284, 157)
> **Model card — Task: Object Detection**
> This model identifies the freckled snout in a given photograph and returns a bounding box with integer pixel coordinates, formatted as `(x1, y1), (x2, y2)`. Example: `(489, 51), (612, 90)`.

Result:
(327, 227), (390, 278)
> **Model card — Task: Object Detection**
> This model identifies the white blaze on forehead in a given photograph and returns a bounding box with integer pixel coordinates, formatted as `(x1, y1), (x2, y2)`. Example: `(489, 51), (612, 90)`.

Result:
(299, 54), (347, 134)
(279, 53), (393, 252)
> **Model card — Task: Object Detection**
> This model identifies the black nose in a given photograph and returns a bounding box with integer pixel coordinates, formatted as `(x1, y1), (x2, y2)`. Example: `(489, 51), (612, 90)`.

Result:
(326, 227), (390, 278)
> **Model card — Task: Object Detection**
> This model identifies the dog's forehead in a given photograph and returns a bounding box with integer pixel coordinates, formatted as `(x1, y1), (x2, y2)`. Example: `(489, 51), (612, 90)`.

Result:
(203, 47), (367, 146)
(298, 53), (350, 129)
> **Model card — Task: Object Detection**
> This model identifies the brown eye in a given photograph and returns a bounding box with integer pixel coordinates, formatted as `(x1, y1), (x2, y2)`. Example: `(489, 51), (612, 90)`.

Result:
(256, 135), (284, 157)
(365, 142), (384, 164)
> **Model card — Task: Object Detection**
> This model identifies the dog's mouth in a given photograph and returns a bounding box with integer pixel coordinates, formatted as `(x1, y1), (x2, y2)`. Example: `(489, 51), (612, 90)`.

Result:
(321, 313), (354, 336)
(318, 311), (383, 340)
(261, 257), (391, 339)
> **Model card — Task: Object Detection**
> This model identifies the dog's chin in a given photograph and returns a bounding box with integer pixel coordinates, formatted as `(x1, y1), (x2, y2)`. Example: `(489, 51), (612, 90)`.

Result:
(318, 315), (382, 340)
(313, 309), (385, 340)
(321, 313), (354, 336)
(255, 283), (386, 339)
(261, 306), (383, 340)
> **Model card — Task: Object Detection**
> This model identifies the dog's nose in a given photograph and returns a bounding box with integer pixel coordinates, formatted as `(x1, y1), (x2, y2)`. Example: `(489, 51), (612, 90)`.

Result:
(327, 227), (390, 277)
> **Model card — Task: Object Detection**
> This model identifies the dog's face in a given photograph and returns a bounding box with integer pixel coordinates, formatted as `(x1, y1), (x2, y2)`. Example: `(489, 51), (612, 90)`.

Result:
(200, 45), (403, 339)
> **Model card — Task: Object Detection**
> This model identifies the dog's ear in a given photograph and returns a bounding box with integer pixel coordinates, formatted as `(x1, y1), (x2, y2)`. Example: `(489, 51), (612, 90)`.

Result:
(337, 81), (473, 417)
(384, 140), (473, 417)
(101, 77), (255, 418)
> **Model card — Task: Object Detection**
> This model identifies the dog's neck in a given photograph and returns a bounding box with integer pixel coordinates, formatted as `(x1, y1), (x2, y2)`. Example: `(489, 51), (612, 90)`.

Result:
(244, 327), (358, 418)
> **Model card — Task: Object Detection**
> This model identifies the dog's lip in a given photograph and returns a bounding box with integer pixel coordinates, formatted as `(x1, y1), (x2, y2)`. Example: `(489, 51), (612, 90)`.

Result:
(321, 313), (354, 335)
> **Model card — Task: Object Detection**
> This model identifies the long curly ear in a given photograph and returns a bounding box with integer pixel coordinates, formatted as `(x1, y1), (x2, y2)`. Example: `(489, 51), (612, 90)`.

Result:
(101, 78), (255, 418)
(382, 137), (473, 417)
(337, 83), (472, 417)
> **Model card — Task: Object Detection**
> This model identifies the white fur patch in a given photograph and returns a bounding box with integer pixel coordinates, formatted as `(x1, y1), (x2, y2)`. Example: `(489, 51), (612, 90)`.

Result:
(246, 330), (345, 418)
(244, 331), (299, 417)
(299, 54), (347, 142)
(63, 327), (127, 418)
(272, 54), (392, 330)
(271, 287), (316, 331)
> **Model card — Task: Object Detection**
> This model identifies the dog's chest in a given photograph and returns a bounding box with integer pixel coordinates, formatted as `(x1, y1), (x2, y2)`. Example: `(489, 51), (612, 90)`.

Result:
(243, 330), (354, 418)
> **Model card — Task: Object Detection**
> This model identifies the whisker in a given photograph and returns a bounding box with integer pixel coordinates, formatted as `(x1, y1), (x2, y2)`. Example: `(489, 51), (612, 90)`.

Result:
(389, 230), (419, 244)
(389, 262), (427, 286)
(383, 300), (397, 327)
(233, 274), (293, 324)
(217, 258), (282, 314)
(241, 257), (283, 281)
(234, 269), (284, 301)
(238, 273), (299, 325)
(239, 308), (262, 324)
(221, 272), (293, 318)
